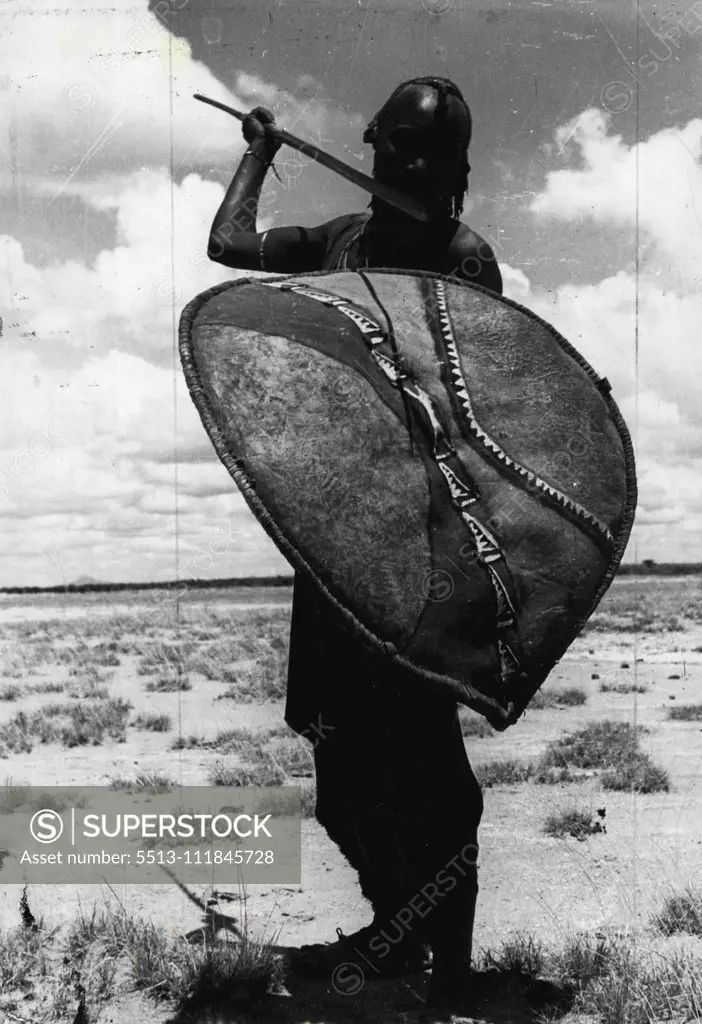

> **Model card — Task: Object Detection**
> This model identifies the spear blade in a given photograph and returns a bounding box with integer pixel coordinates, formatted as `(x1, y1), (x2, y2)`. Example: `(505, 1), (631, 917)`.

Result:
(193, 93), (430, 223)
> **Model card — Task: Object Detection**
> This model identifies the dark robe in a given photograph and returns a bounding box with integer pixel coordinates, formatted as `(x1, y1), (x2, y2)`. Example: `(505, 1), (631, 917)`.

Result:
(284, 210), (462, 735)
(282, 212), (484, 983)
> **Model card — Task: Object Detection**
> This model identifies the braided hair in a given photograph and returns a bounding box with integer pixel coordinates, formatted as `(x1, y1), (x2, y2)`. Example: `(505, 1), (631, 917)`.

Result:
(363, 76), (472, 219)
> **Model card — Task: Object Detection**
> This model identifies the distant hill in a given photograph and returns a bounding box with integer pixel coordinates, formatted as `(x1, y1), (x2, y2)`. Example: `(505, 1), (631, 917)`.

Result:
(70, 575), (99, 587)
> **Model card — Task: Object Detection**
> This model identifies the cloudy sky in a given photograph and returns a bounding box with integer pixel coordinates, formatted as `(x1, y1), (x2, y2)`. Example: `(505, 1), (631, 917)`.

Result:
(0, 0), (700, 586)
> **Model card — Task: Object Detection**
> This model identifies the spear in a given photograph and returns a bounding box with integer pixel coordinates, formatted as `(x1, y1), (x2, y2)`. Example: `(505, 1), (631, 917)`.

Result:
(193, 92), (430, 223)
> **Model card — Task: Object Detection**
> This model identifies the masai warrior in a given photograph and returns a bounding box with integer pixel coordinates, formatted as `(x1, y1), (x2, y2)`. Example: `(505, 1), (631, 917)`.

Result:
(208, 76), (502, 1016)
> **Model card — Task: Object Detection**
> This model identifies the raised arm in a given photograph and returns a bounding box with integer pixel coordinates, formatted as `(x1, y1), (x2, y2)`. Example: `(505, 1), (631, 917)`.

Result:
(207, 107), (329, 274)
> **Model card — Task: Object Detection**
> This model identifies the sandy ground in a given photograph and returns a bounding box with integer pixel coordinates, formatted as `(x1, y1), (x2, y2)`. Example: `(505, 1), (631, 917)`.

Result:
(1, 585), (701, 1022)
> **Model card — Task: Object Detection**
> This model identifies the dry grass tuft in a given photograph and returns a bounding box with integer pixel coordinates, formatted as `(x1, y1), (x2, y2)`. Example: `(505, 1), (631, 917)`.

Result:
(531, 687), (588, 709)
(538, 719), (669, 794)
(543, 806), (605, 841)
(209, 758), (287, 787)
(601, 755), (670, 794)
(479, 931), (545, 977)
(26, 680), (66, 694)
(66, 677), (111, 700)
(0, 683), (23, 701)
(55, 900), (281, 1014)
(574, 944), (702, 1024)
(270, 740), (314, 778)
(170, 734), (207, 750)
(548, 932), (619, 988)
(652, 888), (702, 936)
(0, 698), (132, 756)
(667, 703), (702, 721)
(145, 674), (192, 693)
(600, 681), (648, 694)
(532, 764), (581, 786)
(210, 727), (265, 759)
(300, 781), (316, 818)
(540, 720), (644, 771)
(132, 712), (172, 732)
(475, 758), (534, 788)
(109, 771), (174, 793)
(481, 929), (702, 1024)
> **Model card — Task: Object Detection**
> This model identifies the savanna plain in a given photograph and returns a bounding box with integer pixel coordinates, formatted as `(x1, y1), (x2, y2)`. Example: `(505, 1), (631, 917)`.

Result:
(0, 575), (701, 1024)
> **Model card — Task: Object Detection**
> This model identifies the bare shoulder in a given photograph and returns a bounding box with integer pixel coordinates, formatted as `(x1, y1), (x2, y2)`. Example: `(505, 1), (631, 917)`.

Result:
(446, 223), (503, 295)
(253, 214), (365, 274)
(314, 212), (368, 244)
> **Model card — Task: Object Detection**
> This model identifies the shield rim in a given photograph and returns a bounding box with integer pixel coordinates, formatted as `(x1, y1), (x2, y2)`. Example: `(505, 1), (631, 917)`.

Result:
(178, 268), (638, 728)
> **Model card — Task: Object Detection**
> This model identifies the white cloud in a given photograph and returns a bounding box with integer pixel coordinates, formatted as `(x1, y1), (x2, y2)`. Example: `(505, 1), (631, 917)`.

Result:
(0, 345), (288, 586)
(0, 156), (291, 585)
(3, 2), (700, 582)
(0, 0), (367, 586)
(234, 70), (364, 149)
(501, 263), (532, 303)
(1, 170), (233, 357)
(532, 108), (702, 285)
(0, 0), (362, 200)
(0, 0), (368, 587)
(0, 0), (240, 190)
(524, 109), (702, 560)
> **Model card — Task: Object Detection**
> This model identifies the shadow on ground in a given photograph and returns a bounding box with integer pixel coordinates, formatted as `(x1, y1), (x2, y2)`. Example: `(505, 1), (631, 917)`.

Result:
(165, 960), (575, 1024)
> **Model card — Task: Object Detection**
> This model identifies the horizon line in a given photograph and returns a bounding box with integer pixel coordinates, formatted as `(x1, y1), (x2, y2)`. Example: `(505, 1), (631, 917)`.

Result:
(0, 561), (700, 596)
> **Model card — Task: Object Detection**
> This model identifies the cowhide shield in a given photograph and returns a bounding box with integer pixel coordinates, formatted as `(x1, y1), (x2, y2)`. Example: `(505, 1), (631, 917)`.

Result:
(179, 269), (636, 730)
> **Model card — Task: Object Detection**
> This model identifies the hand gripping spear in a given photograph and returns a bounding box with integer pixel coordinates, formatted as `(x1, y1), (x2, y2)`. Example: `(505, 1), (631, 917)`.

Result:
(193, 92), (430, 223)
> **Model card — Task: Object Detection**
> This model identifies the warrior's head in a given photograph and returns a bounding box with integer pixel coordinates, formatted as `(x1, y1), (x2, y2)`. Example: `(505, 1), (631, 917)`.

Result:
(363, 76), (472, 220)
